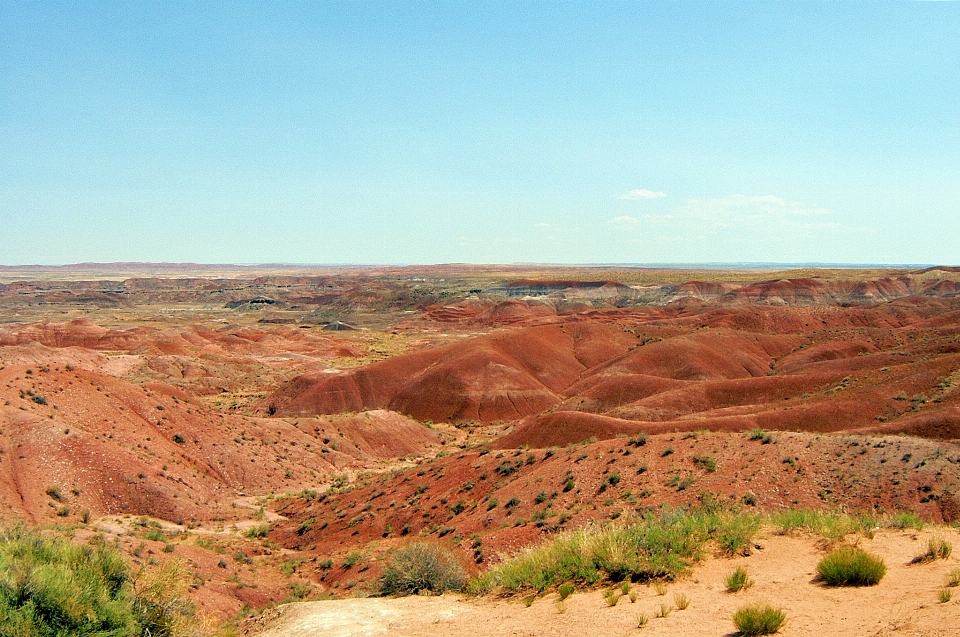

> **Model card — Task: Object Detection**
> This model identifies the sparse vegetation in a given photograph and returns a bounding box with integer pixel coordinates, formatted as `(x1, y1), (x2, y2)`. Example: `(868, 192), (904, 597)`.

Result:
(733, 604), (786, 635)
(469, 506), (762, 595)
(673, 592), (689, 610)
(817, 546), (886, 586)
(378, 543), (468, 595)
(771, 509), (876, 544)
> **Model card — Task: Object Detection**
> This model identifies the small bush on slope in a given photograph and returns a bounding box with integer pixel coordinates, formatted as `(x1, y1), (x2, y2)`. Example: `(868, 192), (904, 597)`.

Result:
(379, 543), (468, 595)
(0, 525), (196, 636)
(817, 546), (886, 587)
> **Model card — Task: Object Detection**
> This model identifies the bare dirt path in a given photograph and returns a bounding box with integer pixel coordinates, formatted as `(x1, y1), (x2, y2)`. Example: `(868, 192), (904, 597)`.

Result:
(245, 527), (960, 637)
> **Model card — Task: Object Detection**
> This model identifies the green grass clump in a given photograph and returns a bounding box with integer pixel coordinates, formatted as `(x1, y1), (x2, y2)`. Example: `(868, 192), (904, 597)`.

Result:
(378, 542), (468, 595)
(937, 588), (952, 603)
(816, 546), (886, 586)
(725, 566), (754, 592)
(469, 505), (761, 594)
(733, 604), (786, 635)
(557, 582), (575, 600)
(603, 589), (620, 606)
(0, 525), (196, 636)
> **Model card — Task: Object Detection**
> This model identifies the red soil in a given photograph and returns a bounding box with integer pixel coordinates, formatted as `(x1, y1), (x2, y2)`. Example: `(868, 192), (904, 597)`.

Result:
(0, 363), (439, 525)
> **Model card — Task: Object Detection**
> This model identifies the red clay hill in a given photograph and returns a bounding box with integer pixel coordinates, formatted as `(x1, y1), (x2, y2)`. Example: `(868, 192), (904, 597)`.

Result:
(266, 295), (960, 443)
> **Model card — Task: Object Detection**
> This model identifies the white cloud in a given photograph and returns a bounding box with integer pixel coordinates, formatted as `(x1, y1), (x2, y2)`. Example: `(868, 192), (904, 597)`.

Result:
(646, 194), (831, 230)
(611, 215), (640, 226)
(619, 189), (666, 200)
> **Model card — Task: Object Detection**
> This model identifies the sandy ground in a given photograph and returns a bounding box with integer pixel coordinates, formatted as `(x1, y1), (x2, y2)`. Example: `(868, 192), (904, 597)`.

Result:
(246, 527), (960, 637)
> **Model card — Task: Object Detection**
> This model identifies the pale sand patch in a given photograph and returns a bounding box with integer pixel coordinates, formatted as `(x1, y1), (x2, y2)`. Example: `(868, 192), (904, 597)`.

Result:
(248, 528), (960, 637)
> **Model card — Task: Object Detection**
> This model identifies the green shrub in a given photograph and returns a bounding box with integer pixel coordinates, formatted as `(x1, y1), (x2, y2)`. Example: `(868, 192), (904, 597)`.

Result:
(557, 582), (575, 600)
(378, 543), (468, 595)
(0, 525), (195, 636)
(733, 604), (786, 635)
(817, 546), (886, 586)
(725, 566), (754, 592)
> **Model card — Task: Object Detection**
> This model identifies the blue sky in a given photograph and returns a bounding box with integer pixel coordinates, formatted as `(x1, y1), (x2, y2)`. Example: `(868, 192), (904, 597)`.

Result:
(1, 1), (958, 265)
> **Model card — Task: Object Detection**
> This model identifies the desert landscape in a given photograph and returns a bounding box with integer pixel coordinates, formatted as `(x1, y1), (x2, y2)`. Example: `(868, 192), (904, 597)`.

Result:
(1, 263), (958, 635)
(7, 2), (959, 634)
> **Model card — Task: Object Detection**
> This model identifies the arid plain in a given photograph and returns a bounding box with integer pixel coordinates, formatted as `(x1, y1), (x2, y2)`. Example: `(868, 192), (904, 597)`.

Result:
(1, 263), (959, 635)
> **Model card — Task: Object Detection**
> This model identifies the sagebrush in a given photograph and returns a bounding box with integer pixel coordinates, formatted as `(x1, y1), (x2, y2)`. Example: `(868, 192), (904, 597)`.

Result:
(378, 542), (468, 595)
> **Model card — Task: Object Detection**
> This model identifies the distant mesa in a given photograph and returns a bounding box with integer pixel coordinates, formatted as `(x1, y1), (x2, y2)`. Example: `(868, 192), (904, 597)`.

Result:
(224, 297), (278, 309)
